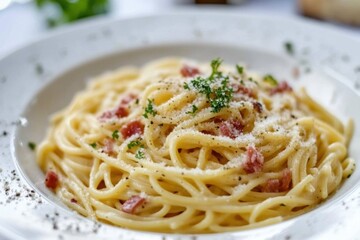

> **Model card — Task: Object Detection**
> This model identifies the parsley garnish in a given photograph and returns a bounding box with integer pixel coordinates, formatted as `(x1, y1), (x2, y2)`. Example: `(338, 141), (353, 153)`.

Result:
(186, 105), (198, 115)
(128, 140), (143, 149)
(209, 58), (222, 80)
(183, 82), (190, 90)
(183, 58), (233, 113)
(248, 77), (256, 84)
(28, 142), (36, 151)
(284, 41), (294, 55)
(89, 143), (97, 149)
(143, 99), (157, 118)
(135, 148), (145, 159)
(236, 64), (244, 74)
(135, 99), (139, 104)
(210, 78), (233, 113)
(263, 75), (278, 86)
(112, 130), (119, 140)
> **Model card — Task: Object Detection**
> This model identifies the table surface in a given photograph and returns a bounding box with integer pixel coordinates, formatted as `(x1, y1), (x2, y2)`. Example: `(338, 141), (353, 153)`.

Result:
(0, 0), (359, 58)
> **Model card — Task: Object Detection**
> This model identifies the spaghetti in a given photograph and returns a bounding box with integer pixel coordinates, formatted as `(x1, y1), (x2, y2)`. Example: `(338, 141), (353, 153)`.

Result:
(37, 58), (355, 233)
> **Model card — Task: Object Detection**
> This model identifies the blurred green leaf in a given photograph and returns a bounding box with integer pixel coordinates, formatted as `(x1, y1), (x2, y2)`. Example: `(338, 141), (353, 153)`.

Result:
(35, 0), (109, 27)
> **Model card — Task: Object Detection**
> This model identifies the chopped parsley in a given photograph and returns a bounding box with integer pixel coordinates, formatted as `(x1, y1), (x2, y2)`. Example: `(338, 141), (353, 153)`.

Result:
(127, 140), (143, 149)
(183, 82), (190, 90)
(28, 142), (36, 151)
(112, 130), (119, 140)
(135, 148), (145, 159)
(183, 58), (233, 113)
(89, 143), (97, 149)
(263, 75), (278, 86)
(186, 105), (198, 115)
(143, 99), (157, 118)
(135, 99), (139, 104)
(209, 58), (222, 80)
(284, 41), (294, 55)
(236, 64), (244, 74)
(248, 77), (258, 85)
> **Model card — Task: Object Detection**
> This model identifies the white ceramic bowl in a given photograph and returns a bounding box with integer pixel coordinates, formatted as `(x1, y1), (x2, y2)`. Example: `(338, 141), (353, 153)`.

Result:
(1, 10), (360, 240)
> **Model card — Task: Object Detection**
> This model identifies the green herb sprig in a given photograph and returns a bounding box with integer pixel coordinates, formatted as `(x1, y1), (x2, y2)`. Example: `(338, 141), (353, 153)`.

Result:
(127, 140), (144, 149)
(89, 143), (97, 149)
(284, 41), (294, 55)
(184, 58), (233, 113)
(112, 130), (119, 140)
(28, 142), (36, 151)
(186, 105), (198, 115)
(135, 149), (145, 159)
(236, 64), (244, 75)
(143, 99), (157, 119)
(263, 75), (278, 86)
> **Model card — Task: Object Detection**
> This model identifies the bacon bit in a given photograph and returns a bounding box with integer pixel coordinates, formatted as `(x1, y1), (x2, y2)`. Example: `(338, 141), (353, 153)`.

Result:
(280, 168), (292, 191)
(219, 119), (244, 139)
(99, 110), (113, 120)
(262, 168), (292, 192)
(45, 170), (58, 189)
(122, 195), (146, 214)
(243, 146), (264, 174)
(232, 84), (255, 98)
(270, 81), (293, 95)
(121, 120), (144, 139)
(180, 65), (200, 77)
(99, 94), (136, 121)
(103, 138), (115, 154)
(213, 117), (223, 123)
(252, 102), (263, 113)
(262, 179), (281, 192)
(70, 198), (77, 203)
(99, 107), (128, 121)
(114, 106), (128, 118)
(120, 93), (137, 105)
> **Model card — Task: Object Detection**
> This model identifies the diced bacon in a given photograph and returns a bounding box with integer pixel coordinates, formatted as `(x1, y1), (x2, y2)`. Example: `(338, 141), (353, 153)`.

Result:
(213, 117), (223, 123)
(243, 146), (264, 174)
(219, 119), (244, 139)
(262, 168), (292, 192)
(280, 168), (292, 191)
(103, 138), (115, 154)
(262, 179), (281, 192)
(99, 94), (136, 121)
(122, 195), (146, 214)
(99, 110), (114, 121)
(120, 93), (137, 105)
(71, 198), (77, 203)
(232, 84), (255, 98)
(45, 170), (58, 189)
(121, 120), (144, 139)
(114, 106), (128, 118)
(270, 81), (293, 95)
(180, 65), (200, 77)
(99, 107), (128, 121)
(252, 102), (263, 113)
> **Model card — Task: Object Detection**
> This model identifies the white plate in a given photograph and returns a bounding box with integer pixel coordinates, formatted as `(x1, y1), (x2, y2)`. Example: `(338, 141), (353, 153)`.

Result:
(1, 10), (360, 240)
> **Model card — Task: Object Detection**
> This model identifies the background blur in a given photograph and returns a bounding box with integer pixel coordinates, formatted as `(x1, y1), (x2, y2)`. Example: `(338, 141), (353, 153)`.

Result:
(0, 0), (359, 57)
